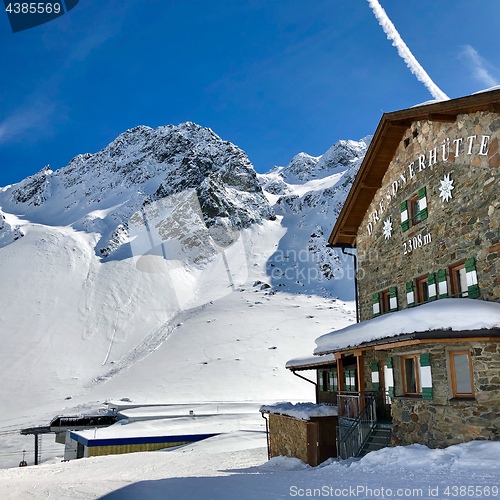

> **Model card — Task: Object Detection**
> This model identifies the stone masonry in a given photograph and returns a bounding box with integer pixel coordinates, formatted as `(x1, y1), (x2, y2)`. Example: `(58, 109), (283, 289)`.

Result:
(388, 341), (500, 447)
(268, 413), (308, 462)
(356, 111), (499, 321)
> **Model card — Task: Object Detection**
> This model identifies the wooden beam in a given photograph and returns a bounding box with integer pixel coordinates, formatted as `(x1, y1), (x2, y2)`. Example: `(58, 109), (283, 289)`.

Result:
(427, 113), (457, 123)
(372, 336), (500, 351)
(356, 352), (364, 394)
(337, 356), (344, 392)
(360, 182), (379, 190)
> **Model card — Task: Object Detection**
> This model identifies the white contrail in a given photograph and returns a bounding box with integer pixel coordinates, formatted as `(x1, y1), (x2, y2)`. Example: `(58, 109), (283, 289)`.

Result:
(461, 45), (498, 88)
(367, 0), (449, 101)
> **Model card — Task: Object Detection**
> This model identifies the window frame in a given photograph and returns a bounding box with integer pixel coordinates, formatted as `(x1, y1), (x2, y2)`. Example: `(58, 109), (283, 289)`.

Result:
(319, 369), (329, 392)
(449, 260), (468, 298)
(380, 289), (391, 314)
(409, 194), (422, 226)
(401, 355), (421, 396)
(449, 351), (475, 398)
(328, 369), (338, 392)
(415, 275), (429, 304)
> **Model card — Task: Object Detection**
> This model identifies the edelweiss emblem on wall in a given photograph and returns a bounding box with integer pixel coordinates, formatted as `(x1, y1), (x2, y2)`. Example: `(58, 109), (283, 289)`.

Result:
(383, 218), (392, 240)
(439, 173), (454, 202)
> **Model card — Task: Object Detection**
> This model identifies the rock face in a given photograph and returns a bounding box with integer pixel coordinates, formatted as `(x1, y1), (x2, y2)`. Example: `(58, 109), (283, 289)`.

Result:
(0, 123), (275, 257)
(259, 137), (369, 295)
(0, 123), (369, 297)
(261, 139), (369, 188)
(0, 211), (23, 246)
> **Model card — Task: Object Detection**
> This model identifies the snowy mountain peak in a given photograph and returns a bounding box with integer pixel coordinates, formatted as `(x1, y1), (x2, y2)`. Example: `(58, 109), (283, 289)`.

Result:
(254, 137), (368, 296)
(263, 138), (369, 187)
(315, 138), (370, 172)
(0, 123), (275, 258)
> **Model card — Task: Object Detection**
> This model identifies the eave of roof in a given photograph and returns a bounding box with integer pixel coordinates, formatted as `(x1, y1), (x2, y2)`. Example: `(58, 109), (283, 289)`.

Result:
(329, 89), (500, 248)
(285, 353), (336, 371)
(317, 328), (500, 356)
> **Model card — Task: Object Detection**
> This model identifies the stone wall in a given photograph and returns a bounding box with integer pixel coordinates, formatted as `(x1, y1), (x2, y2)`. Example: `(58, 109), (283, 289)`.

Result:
(388, 341), (500, 447)
(267, 413), (338, 465)
(356, 111), (499, 321)
(268, 413), (308, 462)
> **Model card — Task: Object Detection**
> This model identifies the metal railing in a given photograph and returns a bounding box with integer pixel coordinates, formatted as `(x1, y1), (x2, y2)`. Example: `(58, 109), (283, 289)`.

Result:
(336, 393), (377, 460)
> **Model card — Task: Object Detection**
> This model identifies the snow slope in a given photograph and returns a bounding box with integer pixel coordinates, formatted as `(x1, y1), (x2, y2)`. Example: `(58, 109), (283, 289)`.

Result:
(1, 431), (499, 499)
(0, 125), (362, 469)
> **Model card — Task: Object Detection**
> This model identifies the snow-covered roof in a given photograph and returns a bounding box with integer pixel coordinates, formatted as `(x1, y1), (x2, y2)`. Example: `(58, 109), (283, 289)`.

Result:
(315, 299), (500, 355)
(72, 413), (257, 441)
(259, 402), (338, 420)
(285, 353), (335, 370)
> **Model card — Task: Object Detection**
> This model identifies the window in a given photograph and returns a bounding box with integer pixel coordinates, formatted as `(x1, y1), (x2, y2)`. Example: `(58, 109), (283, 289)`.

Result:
(401, 187), (428, 232)
(344, 369), (356, 391)
(449, 258), (479, 298)
(449, 261), (468, 297)
(415, 275), (429, 304)
(380, 289), (391, 314)
(401, 355), (421, 395)
(409, 194), (422, 225)
(449, 351), (474, 397)
(319, 369), (338, 392)
(328, 370), (338, 392)
(373, 287), (398, 317)
(319, 370), (328, 392)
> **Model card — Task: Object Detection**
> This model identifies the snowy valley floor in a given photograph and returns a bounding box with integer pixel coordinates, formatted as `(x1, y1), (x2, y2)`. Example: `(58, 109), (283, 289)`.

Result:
(0, 431), (499, 499)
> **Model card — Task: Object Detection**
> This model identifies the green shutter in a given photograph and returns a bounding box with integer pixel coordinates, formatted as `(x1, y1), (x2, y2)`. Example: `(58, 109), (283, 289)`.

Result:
(420, 354), (433, 400)
(437, 269), (448, 298)
(418, 187), (428, 220)
(345, 370), (355, 391)
(422, 387), (434, 400)
(406, 281), (415, 307)
(420, 353), (431, 367)
(465, 258), (476, 273)
(427, 273), (437, 301)
(332, 370), (338, 391)
(465, 258), (480, 298)
(389, 286), (398, 312)
(370, 362), (379, 390)
(400, 200), (409, 232)
(386, 358), (394, 398)
(372, 293), (380, 317)
(318, 370), (324, 391)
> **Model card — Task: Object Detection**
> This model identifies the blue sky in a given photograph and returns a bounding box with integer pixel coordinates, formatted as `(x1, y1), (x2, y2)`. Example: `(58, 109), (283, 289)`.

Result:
(1, 0), (499, 187)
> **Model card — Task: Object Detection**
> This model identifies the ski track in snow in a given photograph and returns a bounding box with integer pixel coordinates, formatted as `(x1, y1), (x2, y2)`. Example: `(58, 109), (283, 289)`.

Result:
(87, 302), (212, 387)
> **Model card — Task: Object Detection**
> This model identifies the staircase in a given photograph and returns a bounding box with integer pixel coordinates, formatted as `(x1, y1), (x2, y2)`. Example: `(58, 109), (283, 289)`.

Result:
(336, 392), (392, 460)
(358, 421), (392, 457)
